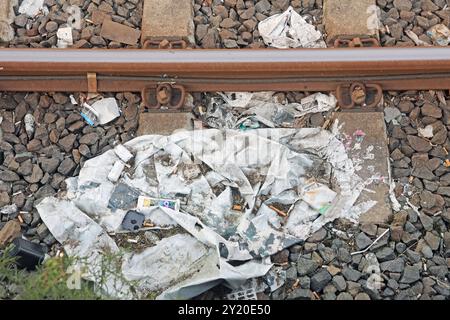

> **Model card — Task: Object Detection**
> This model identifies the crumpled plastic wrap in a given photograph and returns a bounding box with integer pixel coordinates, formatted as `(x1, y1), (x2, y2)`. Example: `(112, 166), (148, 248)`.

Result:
(19, 0), (45, 18)
(37, 126), (373, 299)
(57, 27), (73, 48)
(205, 92), (337, 129)
(258, 6), (326, 48)
(427, 24), (450, 46)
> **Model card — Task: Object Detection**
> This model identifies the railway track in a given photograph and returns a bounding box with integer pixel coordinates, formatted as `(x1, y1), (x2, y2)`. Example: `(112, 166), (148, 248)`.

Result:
(0, 47), (450, 109)
(0, 0), (449, 302)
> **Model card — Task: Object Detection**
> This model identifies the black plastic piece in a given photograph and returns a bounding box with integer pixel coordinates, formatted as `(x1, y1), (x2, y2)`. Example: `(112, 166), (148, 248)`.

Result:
(10, 237), (45, 270)
(122, 210), (145, 232)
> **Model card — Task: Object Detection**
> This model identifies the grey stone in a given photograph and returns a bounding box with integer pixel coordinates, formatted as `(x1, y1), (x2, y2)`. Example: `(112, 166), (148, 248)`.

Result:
(400, 265), (421, 284)
(355, 232), (373, 250)
(396, 242), (407, 254)
(419, 214), (434, 232)
(336, 292), (353, 300)
(420, 190), (436, 209)
(15, 152), (33, 163)
(421, 0), (439, 12)
(0, 170), (19, 182)
(57, 158), (76, 176)
(332, 275), (347, 291)
(299, 276), (310, 289)
(384, 107), (401, 123)
(36, 223), (49, 239)
(405, 249), (421, 263)
(347, 281), (362, 296)
(438, 187), (450, 197)
(393, 0), (412, 11)
(17, 159), (32, 176)
(383, 287), (396, 297)
(421, 102), (442, 118)
(307, 228), (327, 242)
(376, 247), (396, 262)
(310, 269), (332, 292)
(285, 267), (297, 281)
(424, 232), (440, 251)
(387, 278), (399, 290)
(272, 249), (289, 264)
(441, 210), (450, 223)
(297, 256), (319, 276)
(35, 184), (56, 201)
(337, 247), (352, 263)
(354, 292), (371, 300)
(323, 284), (337, 294)
(341, 266), (362, 282)
(321, 292), (336, 300)
(58, 134), (77, 153)
(360, 224), (378, 237)
(39, 157), (61, 174)
(428, 265), (448, 279)
(407, 135), (432, 152)
(319, 247), (336, 264)
(255, 0), (271, 14)
(80, 132), (99, 146)
(421, 245), (434, 259)
(434, 285), (450, 297)
(43, 233), (56, 246)
(287, 288), (312, 300)
(380, 258), (405, 273)
(23, 164), (43, 184)
(144, 231), (160, 243)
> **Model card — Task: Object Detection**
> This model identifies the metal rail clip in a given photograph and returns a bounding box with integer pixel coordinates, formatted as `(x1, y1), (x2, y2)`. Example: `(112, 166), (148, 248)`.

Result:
(143, 38), (187, 49)
(142, 82), (186, 110)
(336, 82), (383, 109)
(334, 37), (380, 48)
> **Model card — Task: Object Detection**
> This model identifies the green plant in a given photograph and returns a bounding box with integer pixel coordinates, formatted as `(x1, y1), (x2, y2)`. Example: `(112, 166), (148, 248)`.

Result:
(0, 247), (139, 300)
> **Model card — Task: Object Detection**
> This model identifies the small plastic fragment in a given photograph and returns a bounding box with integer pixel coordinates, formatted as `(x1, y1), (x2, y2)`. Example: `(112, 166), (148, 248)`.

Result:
(57, 27), (73, 48)
(427, 24), (450, 46)
(114, 144), (133, 163)
(227, 288), (258, 300)
(9, 237), (45, 270)
(122, 210), (145, 232)
(18, 0), (45, 18)
(80, 103), (99, 126)
(108, 160), (125, 183)
(24, 114), (35, 138)
(81, 98), (120, 126)
(444, 159), (450, 168)
(137, 196), (180, 211)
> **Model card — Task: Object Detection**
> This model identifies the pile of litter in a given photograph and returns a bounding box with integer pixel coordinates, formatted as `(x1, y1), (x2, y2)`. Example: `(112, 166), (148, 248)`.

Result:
(258, 6), (326, 49)
(200, 92), (337, 130)
(37, 122), (376, 299)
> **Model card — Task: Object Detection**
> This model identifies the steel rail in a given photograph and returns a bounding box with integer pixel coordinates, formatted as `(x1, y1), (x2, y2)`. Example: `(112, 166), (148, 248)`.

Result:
(1, 72), (450, 92)
(0, 48), (450, 93)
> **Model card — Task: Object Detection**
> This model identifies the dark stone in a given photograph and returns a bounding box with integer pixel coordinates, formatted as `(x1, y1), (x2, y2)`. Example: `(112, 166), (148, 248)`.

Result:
(400, 265), (421, 284)
(310, 269), (332, 293)
(297, 256), (319, 276)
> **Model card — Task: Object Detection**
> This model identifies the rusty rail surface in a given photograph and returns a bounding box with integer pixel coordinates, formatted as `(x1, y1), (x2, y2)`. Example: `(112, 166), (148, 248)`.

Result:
(1, 47), (450, 90)
(1, 47), (450, 108)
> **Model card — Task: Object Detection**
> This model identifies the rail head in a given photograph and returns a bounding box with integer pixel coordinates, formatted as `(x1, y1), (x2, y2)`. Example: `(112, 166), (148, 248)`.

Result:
(0, 47), (450, 77)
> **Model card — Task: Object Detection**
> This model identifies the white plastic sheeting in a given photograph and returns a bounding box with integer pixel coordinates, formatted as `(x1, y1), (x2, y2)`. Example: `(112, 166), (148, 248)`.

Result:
(18, 0), (45, 18)
(56, 27), (73, 48)
(37, 126), (373, 299)
(258, 6), (326, 48)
